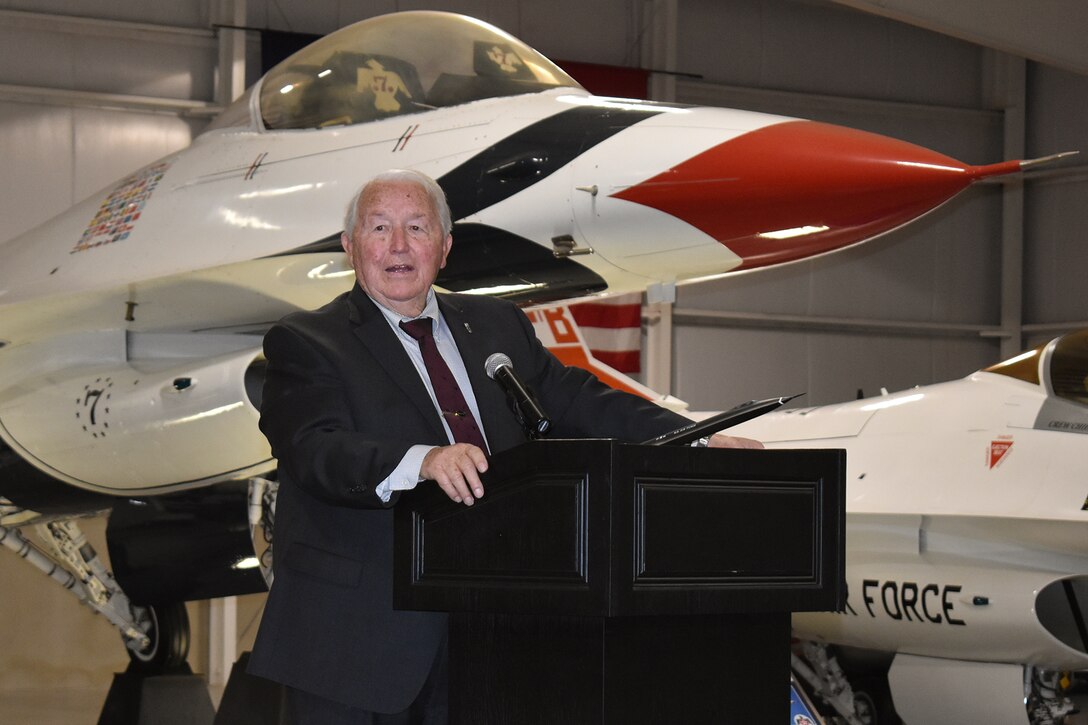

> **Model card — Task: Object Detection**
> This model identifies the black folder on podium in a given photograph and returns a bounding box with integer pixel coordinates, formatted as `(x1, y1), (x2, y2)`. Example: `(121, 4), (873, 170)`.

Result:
(394, 439), (844, 724)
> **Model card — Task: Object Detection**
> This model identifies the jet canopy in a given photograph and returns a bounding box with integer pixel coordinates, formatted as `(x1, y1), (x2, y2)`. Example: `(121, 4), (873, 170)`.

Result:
(984, 330), (1088, 406)
(236, 11), (581, 131)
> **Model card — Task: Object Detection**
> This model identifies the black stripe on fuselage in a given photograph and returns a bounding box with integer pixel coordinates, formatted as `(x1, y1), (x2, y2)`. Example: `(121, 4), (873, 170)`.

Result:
(437, 223), (606, 304)
(269, 104), (662, 300)
(437, 103), (661, 219)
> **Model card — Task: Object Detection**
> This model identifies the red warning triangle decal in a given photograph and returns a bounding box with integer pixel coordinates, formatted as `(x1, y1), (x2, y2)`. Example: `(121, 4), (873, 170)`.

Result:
(989, 439), (1013, 469)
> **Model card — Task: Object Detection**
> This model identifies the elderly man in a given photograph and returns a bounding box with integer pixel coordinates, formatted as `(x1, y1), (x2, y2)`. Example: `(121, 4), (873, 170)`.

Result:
(248, 169), (760, 724)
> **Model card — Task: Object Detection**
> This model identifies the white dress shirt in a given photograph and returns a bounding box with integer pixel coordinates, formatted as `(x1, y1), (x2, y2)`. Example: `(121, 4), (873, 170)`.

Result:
(369, 288), (490, 502)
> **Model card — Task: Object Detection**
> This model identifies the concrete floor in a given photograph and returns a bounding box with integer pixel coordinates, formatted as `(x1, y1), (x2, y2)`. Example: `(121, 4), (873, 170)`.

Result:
(1, 688), (106, 725)
(0, 684), (226, 725)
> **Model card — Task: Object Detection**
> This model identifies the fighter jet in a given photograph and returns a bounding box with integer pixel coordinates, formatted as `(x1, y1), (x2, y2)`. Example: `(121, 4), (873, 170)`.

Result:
(728, 330), (1088, 725)
(0, 9), (1069, 681)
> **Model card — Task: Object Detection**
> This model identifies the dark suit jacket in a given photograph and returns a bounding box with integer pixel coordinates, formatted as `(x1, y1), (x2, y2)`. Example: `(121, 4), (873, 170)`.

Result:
(248, 284), (687, 712)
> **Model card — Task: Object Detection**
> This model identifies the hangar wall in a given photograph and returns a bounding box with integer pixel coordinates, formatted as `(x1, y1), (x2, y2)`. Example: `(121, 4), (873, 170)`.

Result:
(668, 0), (1010, 409)
(0, 0), (1084, 710)
(1026, 65), (1088, 335)
(657, 1), (1088, 412)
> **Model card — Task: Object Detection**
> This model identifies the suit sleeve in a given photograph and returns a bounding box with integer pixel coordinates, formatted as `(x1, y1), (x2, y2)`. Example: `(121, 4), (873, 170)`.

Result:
(259, 321), (410, 509)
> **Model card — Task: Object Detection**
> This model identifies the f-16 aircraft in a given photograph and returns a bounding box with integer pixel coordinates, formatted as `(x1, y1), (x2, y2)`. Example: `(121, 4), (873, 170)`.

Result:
(729, 330), (1088, 725)
(0, 7), (1073, 707)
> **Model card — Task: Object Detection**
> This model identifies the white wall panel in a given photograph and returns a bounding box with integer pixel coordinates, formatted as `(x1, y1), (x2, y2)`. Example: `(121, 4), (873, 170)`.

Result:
(0, 103), (200, 245)
(928, 189), (1004, 322)
(251, 0), (345, 34)
(670, 189), (1001, 328)
(71, 108), (200, 201)
(804, 332), (997, 401)
(1027, 65), (1088, 154)
(808, 192), (1002, 323)
(0, 3), (211, 246)
(345, 0), (423, 26)
(0, 0), (211, 27)
(673, 326), (811, 410)
(678, 80), (1003, 161)
(381, 0), (522, 36)
(70, 35), (216, 100)
(1024, 177), (1088, 324)
(0, 25), (77, 89)
(679, 254), (817, 317)
(0, 103), (75, 243)
(668, 0), (1017, 413)
(677, 0), (982, 107)
(672, 214), (1002, 410)
(671, 76), (1006, 402)
(0, 24), (215, 101)
(1024, 65), (1088, 326)
(517, 1), (635, 65)
(829, 0), (1088, 77)
(759, 1), (931, 100)
(245, 0), (637, 65)
(673, 324), (999, 411)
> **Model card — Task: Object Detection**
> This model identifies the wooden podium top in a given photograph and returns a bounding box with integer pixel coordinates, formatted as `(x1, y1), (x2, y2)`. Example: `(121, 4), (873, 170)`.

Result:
(394, 439), (845, 617)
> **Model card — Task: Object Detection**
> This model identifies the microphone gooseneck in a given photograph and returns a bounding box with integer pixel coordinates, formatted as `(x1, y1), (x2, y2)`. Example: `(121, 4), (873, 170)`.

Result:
(485, 353), (551, 437)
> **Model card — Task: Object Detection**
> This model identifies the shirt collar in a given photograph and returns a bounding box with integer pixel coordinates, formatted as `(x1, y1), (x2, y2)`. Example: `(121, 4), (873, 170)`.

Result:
(368, 288), (440, 330)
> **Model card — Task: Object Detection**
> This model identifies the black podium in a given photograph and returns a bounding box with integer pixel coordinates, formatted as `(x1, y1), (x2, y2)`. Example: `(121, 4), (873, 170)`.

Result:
(394, 439), (845, 724)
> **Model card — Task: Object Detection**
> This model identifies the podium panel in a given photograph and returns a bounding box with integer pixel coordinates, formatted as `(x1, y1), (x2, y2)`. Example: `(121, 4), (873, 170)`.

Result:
(395, 440), (844, 616)
(450, 611), (789, 724)
(394, 440), (845, 723)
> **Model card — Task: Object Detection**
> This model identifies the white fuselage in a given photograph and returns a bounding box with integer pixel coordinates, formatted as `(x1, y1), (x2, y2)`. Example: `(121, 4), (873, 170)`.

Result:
(0, 90), (774, 494)
(732, 370), (1088, 670)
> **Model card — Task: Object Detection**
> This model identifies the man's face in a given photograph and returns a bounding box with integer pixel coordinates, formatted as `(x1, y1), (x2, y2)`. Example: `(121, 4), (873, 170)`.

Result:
(341, 180), (452, 317)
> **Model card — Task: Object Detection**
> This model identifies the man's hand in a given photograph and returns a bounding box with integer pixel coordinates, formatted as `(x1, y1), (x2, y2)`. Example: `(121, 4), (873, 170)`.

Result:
(420, 443), (488, 505)
(707, 433), (764, 449)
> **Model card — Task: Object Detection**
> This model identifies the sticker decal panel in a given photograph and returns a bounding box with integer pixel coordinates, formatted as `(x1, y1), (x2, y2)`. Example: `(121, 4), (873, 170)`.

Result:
(73, 161), (171, 254)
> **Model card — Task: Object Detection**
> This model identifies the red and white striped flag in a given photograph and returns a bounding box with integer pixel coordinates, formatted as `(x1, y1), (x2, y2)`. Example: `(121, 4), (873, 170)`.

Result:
(567, 293), (642, 373)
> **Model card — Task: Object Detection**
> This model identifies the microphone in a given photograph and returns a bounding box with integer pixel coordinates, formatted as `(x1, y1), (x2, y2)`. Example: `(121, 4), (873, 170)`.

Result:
(485, 353), (551, 437)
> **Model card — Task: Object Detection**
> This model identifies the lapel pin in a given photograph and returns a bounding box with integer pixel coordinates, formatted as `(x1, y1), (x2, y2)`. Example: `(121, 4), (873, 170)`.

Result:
(464, 322), (473, 333)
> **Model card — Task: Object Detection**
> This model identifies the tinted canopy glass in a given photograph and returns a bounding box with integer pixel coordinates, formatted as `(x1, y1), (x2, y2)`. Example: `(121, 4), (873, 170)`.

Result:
(985, 330), (1088, 406)
(258, 11), (582, 130)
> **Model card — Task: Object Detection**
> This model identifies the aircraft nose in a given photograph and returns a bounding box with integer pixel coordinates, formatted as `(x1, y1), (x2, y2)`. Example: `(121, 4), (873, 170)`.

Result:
(611, 119), (1006, 270)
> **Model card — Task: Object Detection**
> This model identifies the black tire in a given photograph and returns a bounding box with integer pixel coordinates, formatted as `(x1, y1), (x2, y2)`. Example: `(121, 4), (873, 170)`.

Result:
(853, 690), (878, 724)
(832, 646), (904, 725)
(849, 672), (903, 725)
(125, 602), (190, 673)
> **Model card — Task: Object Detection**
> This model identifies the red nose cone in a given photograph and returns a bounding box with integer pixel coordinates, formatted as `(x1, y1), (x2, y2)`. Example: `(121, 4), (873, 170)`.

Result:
(612, 120), (999, 269)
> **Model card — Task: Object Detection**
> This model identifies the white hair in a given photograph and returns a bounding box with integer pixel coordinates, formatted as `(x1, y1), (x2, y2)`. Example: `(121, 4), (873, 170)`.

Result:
(342, 169), (452, 239)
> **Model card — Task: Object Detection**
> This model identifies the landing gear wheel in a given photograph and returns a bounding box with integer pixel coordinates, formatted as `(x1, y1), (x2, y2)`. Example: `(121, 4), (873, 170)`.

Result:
(848, 672), (902, 725)
(853, 691), (877, 724)
(125, 602), (190, 674)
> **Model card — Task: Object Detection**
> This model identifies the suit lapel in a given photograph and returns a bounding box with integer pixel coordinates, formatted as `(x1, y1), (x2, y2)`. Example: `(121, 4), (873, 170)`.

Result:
(439, 294), (523, 450)
(438, 295), (493, 408)
(347, 285), (447, 443)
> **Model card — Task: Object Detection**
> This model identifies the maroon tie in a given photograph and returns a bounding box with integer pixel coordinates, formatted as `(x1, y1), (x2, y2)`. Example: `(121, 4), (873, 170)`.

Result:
(399, 317), (488, 452)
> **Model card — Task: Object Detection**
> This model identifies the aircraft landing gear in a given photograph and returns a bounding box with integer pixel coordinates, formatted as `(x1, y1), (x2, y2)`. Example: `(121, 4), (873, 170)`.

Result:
(792, 641), (902, 725)
(1025, 667), (1077, 725)
(0, 517), (178, 671)
(125, 602), (190, 673)
(2, 477), (278, 677)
